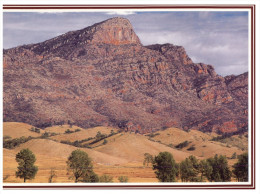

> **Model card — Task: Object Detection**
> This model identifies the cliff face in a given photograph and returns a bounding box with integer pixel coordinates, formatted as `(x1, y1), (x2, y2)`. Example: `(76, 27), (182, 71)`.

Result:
(3, 17), (248, 134)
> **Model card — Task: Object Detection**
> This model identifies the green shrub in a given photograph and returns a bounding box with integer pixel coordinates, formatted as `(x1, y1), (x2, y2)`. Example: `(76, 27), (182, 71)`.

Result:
(118, 176), (128, 183)
(187, 145), (196, 151)
(103, 139), (108, 145)
(4, 136), (33, 149)
(3, 135), (11, 140)
(65, 129), (73, 134)
(99, 174), (113, 182)
(75, 129), (81, 132)
(145, 133), (160, 138)
(175, 141), (190, 149)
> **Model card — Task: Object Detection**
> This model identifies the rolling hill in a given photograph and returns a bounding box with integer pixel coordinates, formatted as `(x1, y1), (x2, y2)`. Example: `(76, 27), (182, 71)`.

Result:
(3, 122), (247, 183)
(3, 122), (43, 138)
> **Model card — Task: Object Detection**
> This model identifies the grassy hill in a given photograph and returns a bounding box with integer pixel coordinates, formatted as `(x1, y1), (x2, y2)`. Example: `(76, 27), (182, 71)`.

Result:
(13, 138), (127, 164)
(44, 124), (84, 134)
(50, 126), (117, 142)
(3, 122), (43, 139)
(3, 122), (248, 183)
(146, 128), (246, 159)
(94, 132), (192, 163)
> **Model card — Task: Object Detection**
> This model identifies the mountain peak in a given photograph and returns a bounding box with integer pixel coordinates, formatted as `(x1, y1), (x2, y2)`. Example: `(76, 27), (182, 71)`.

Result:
(98, 17), (132, 26)
(4, 17), (248, 134)
(90, 17), (141, 45)
(25, 17), (141, 57)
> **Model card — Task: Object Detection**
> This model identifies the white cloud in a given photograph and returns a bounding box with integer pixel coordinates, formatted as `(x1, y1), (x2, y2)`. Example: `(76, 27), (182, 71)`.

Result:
(3, 12), (248, 76)
(105, 11), (136, 15)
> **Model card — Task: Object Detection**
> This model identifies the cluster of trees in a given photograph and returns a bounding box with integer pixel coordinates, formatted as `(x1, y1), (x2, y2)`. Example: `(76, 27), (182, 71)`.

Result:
(3, 136), (33, 149)
(88, 130), (118, 146)
(60, 140), (92, 148)
(30, 127), (41, 133)
(40, 132), (58, 138)
(151, 152), (248, 182)
(211, 128), (248, 142)
(35, 120), (74, 129)
(14, 148), (129, 183)
(60, 130), (117, 148)
(4, 131), (61, 150)
(66, 149), (129, 183)
(175, 141), (190, 149)
(64, 128), (81, 134)
(4, 132), (57, 149)
(145, 133), (160, 138)
(153, 152), (179, 182)
(13, 148), (248, 183)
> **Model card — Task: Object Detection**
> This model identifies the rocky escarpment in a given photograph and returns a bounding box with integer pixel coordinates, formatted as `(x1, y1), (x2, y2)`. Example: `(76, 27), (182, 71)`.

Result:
(3, 17), (248, 134)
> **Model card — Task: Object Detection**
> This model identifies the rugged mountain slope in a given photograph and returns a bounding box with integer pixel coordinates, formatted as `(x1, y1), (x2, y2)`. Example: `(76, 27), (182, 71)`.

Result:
(3, 17), (248, 134)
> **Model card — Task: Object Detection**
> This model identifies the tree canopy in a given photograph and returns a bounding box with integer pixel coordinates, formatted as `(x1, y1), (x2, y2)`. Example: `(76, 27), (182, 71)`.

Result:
(152, 152), (178, 182)
(143, 153), (154, 166)
(15, 148), (38, 182)
(180, 155), (200, 182)
(232, 152), (248, 182)
(66, 149), (94, 183)
(206, 154), (232, 182)
(199, 159), (213, 182)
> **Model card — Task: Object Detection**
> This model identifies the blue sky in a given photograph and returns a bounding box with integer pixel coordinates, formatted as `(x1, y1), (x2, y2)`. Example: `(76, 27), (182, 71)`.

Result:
(3, 11), (249, 76)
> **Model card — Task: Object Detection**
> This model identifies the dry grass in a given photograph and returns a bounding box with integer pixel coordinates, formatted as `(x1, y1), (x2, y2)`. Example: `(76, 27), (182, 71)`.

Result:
(94, 163), (157, 183)
(3, 123), (246, 183)
(44, 125), (84, 134)
(3, 122), (43, 138)
(94, 132), (192, 163)
(3, 146), (156, 183)
(213, 134), (248, 151)
(148, 127), (245, 159)
(12, 139), (127, 165)
(150, 128), (215, 145)
(50, 126), (116, 142)
(182, 140), (244, 159)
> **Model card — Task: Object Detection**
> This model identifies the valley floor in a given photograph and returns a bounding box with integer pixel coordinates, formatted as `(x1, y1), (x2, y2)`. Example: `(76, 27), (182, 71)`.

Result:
(3, 122), (247, 183)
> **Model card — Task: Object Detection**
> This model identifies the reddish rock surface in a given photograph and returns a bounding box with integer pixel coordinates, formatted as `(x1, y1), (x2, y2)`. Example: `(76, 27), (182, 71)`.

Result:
(3, 17), (248, 134)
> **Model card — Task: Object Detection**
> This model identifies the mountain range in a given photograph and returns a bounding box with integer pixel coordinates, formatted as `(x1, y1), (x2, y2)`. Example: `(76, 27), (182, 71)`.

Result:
(3, 17), (248, 134)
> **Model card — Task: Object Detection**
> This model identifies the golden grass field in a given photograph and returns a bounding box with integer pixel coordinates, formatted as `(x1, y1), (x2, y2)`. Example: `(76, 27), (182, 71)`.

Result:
(150, 128), (245, 159)
(3, 122), (43, 138)
(3, 122), (248, 183)
(50, 126), (116, 142)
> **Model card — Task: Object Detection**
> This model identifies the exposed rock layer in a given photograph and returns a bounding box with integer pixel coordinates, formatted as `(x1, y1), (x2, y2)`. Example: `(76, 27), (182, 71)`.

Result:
(3, 17), (248, 134)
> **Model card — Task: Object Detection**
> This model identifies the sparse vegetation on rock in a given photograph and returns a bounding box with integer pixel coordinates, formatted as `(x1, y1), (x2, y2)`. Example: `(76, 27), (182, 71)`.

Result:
(3, 17), (248, 135)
